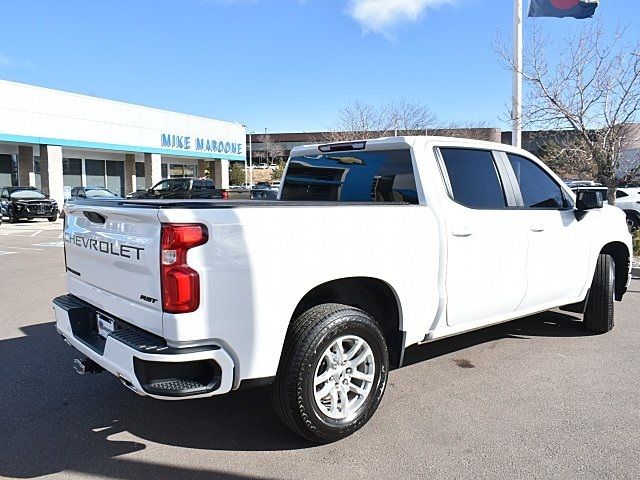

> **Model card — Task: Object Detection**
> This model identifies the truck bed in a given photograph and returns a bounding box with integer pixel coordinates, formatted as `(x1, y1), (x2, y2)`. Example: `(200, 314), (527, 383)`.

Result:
(67, 199), (411, 209)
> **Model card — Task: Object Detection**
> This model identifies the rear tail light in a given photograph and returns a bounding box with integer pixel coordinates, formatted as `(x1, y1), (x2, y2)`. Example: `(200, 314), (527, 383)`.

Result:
(221, 190), (229, 200)
(161, 224), (208, 314)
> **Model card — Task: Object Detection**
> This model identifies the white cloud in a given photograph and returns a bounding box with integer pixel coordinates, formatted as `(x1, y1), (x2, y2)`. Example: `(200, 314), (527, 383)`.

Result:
(347, 0), (459, 36)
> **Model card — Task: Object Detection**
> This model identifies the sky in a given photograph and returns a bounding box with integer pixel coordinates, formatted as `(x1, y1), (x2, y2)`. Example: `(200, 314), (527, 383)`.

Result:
(1, 0), (639, 133)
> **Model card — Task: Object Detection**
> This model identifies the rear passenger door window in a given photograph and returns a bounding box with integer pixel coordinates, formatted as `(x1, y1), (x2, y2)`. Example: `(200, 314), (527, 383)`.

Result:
(439, 148), (506, 209)
(506, 154), (568, 209)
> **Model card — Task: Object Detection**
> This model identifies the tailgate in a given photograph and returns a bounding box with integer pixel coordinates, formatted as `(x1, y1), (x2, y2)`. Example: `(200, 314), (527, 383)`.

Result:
(64, 204), (163, 336)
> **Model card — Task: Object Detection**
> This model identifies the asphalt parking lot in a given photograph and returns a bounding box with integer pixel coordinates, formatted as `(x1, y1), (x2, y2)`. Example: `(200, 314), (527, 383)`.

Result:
(1, 218), (639, 480)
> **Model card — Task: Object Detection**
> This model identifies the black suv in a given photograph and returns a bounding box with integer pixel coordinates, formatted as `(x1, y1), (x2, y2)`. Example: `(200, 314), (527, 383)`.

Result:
(127, 178), (228, 200)
(0, 186), (59, 223)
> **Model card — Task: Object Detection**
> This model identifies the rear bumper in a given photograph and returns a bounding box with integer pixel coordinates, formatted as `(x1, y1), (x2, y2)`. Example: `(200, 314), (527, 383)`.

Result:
(53, 294), (234, 400)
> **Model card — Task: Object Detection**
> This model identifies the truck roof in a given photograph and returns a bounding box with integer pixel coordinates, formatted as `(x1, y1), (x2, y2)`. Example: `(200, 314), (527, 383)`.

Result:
(290, 135), (532, 158)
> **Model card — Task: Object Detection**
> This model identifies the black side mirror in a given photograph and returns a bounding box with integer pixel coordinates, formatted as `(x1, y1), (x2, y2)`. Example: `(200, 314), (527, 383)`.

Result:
(576, 190), (604, 211)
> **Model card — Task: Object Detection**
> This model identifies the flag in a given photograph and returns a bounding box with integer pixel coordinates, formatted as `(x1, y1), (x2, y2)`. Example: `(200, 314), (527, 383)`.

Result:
(528, 0), (599, 19)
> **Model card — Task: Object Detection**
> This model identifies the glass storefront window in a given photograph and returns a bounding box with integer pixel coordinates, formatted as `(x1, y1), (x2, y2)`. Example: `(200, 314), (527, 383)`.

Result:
(184, 165), (196, 178)
(161, 164), (168, 179)
(168, 164), (197, 178)
(106, 160), (125, 196)
(170, 164), (185, 177)
(85, 159), (106, 188)
(63, 158), (82, 189)
(0, 154), (14, 187)
(135, 162), (145, 191)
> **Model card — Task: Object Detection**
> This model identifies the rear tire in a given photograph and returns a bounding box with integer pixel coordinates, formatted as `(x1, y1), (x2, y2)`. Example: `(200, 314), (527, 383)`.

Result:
(584, 254), (615, 334)
(271, 303), (389, 443)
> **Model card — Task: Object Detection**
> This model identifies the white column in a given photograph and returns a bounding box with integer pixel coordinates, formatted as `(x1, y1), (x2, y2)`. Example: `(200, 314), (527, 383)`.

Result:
(144, 153), (162, 188)
(213, 159), (230, 189)
(124, 154), (136, 195)
(40, 145), (64, 204)
(512, 0), (523, 148)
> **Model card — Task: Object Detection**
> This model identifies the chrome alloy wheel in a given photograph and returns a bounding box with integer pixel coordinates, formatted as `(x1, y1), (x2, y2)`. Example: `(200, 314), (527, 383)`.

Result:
(313, 335), (376, 420)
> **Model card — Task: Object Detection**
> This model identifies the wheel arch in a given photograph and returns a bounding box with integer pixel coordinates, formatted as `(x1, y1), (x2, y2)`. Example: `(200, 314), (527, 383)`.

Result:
(600, 241), (630, 301)
(290, 277), (405, 369)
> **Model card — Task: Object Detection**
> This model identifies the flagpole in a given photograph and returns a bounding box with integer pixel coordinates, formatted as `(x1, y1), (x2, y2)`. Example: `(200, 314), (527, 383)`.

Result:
(512, 0), (523, 148)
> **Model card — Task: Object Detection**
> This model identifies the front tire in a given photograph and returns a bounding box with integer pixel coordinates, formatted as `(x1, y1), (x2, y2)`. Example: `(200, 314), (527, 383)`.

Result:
(48, 214), (58, 222)
(8, 207), (18, 223)
(584, 254), (615, 334)
(625, 211), (639, 232)
(272, 303), (389, 443)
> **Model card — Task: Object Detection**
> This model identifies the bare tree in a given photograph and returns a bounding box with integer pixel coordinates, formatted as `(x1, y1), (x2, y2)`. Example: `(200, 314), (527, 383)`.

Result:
(324, 99), (438, 142)
(430, 120), (497, 141)
(383, 98), (439, 134)
(255, 134), (286, 164)
(498, 21), (640, 204)
(537, 136), (599, 180)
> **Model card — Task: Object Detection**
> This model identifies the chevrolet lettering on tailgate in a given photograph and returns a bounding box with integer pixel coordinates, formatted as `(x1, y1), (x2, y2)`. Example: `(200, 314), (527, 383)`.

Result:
(64, 233), (145, 260)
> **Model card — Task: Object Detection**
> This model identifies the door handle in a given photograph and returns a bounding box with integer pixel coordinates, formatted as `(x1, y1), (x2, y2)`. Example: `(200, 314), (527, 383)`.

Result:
(530, 225), (545, 232)
(452, 228), (473, 238)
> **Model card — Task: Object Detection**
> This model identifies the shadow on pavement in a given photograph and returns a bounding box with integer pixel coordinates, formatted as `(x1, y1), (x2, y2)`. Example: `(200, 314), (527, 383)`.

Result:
(0, 322), (310, 479)
(0, 310), (587, 478)
(402, 310), (587, 368)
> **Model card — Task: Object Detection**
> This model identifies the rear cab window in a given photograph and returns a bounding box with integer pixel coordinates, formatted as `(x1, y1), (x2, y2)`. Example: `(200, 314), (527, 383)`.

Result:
(438, 148), (506, 209)
(281, 149), (418, 204)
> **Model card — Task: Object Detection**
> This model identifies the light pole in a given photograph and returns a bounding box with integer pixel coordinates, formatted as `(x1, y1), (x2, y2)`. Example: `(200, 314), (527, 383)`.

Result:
(264, 127), (269, 166)
(248, 131), (255, 187)
(242, 124), (248, 187)
(512, 0), (523, 148)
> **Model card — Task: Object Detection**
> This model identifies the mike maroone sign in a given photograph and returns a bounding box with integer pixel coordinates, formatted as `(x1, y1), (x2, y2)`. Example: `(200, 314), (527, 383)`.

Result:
(161, 133), (244, 156)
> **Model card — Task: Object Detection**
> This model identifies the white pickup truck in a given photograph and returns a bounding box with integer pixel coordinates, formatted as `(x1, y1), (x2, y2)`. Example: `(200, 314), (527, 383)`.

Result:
(54, 136), (633, 443)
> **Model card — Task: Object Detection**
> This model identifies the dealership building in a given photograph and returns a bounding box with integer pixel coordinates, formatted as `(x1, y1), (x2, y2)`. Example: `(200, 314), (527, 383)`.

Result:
(0, 80), (246, 204)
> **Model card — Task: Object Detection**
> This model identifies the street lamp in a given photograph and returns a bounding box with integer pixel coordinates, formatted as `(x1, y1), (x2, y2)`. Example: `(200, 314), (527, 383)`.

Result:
(242, 124), (255, 188)
(264, 127), (268, 166)
(248, 131), (255, 187)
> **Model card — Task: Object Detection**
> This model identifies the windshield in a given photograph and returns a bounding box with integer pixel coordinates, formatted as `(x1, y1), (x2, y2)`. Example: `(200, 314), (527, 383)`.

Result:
(11, 190), (46, 199)
(86, 189), (118, 198)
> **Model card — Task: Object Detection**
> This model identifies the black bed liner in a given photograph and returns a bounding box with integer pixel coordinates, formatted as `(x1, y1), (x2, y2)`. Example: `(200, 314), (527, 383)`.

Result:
(66, 199), (412, 209)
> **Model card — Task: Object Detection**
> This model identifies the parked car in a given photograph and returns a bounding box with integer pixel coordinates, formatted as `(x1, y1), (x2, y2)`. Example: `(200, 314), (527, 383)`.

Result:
(1, 186), (59, 223)
(251, 182), (277, 199)
(126, 178), (228, 200)
(70, 187), (122, 200)
(570, 186), (640, 230)
(55, 136), (632, 444)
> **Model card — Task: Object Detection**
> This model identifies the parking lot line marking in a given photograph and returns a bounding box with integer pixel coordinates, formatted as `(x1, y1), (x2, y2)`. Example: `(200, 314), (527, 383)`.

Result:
(0, 251), (17, 256)
(1, 245), (44, 251)
(30, 230), (43, 237)
(32, 242), (64, 248)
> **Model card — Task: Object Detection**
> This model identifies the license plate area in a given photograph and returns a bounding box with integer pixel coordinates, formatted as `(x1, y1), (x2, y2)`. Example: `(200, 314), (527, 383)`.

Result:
(96, 313), (115, 339)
